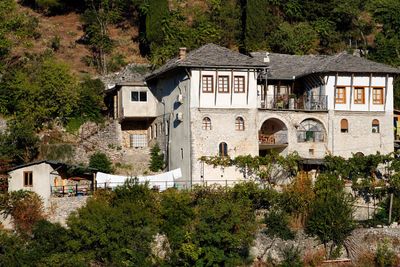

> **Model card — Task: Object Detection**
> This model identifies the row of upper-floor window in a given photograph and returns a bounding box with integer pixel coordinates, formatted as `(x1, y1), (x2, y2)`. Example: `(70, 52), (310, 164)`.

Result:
(335, 86), (384, 105)
(340, 118), (380, 133)
(202, 116), (245, 131)
(202, 75), (246, 94)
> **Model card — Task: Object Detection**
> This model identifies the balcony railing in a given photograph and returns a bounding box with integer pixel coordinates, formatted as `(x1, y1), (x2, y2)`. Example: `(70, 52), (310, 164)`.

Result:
(297, 131), (325, 143)
(259, 132), (288, 145)
(260, 95), (328, 111)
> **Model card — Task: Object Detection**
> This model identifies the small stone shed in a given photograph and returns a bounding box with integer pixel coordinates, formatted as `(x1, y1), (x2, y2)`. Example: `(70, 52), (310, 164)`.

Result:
(7, 160), (96, 205)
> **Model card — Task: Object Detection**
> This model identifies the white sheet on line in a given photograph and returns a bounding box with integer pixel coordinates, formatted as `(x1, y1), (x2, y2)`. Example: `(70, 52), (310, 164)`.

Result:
(96, 168), (182, 191)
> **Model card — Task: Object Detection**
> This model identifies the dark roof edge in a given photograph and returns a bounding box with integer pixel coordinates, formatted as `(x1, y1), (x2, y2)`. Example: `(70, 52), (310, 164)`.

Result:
(8, 160), (98, 173)
(146, 64), (268, 81)
(8, 160), (62, 172)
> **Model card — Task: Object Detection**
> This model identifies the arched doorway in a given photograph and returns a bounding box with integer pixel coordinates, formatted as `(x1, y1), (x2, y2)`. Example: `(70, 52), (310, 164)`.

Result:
(259, 118), (288, 156)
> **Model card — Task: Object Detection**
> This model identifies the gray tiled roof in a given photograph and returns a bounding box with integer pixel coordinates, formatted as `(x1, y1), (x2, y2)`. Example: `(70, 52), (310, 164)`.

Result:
(101, 64), (151, 89)
(146, 43), (267, 80)
(251, 52), (400, 80)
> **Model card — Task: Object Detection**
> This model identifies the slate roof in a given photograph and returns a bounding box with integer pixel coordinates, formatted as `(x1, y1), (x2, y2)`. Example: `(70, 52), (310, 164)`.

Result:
(101, 64), (151, 90)
(146, 43), (267, 80)
(251, 52), (400, 80)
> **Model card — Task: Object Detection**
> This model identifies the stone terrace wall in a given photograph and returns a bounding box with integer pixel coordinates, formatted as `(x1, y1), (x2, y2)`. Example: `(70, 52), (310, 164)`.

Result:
(48, 196), (89, 226)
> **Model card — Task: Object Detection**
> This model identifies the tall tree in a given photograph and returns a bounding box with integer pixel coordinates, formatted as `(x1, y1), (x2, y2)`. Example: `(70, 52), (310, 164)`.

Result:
(305, 173), (355, 259)
(83, 0), (124, 74)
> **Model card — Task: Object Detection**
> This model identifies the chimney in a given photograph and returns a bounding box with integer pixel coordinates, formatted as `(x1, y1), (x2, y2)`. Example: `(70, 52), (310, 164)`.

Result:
(263, 52), (270, 63)
(179, 47), (187, 60)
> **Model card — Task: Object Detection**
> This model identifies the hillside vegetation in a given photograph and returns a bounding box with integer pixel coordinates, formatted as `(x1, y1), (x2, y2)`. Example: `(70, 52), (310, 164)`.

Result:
(1, 0), (400, 167)
(5, 0), (400, 72)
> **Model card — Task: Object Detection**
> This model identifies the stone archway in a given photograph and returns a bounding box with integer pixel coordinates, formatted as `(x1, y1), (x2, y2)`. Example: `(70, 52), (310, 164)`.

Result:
(259, 118), (288, 156)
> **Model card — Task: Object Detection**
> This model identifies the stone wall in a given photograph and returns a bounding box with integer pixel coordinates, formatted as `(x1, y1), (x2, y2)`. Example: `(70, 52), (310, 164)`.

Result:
(250, 227), (400, 265)
(190, 108), (259, 182)
(70, 120), (124, 164)
(331, 111), (393, 157)
(48, 196), (89, 226)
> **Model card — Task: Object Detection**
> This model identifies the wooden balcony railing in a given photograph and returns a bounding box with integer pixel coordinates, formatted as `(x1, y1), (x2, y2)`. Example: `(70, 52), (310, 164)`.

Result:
(259, 133), (288, 145)
(260, 95), (328, 111)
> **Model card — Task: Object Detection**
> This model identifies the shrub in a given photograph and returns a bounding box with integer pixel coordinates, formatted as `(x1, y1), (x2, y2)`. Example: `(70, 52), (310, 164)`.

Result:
(0, 190), (45, 234)
(281, 173), (315, 228)
(279, 245), (303, 267)
(231, 181), (279, 210)
(375, 240), (398, 267)
(264, 208), (295, 240)
(0, 230), (30, 266)
(89, 151), (113, 173)
(149, 143), (164, 172)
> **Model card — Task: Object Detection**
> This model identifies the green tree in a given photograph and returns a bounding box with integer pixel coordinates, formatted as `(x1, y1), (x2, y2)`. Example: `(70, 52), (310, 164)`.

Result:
(268, 22), (319, 55)
(89, 152), (113, 173)
(149, 143), (164, 172)
(0, 55), (79, 128)
(67, 179), (159, 266)
(305, 173), (356, 259)
(244, 0), (270, 51)
(74, 77), (106, 122)
(0, 119), (39, 164)
(82, 0), (125, 74)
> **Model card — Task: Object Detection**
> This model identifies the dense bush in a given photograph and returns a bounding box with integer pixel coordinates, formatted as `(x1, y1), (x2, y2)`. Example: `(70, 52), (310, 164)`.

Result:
(375, 239), (398, 267)
(0, 190), (45, 234)
(231, 181), (279, 210)
(89, 151), (113, 173)
(264, 208), (295, 240)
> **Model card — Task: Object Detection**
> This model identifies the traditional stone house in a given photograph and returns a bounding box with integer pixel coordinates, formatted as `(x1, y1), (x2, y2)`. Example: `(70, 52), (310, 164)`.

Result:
(106, 44), (400, 186)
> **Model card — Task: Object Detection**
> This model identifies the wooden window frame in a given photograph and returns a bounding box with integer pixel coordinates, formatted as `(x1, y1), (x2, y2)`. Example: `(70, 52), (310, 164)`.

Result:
(218, 76), (230, 93)
(354, 87), (365, 104)
(335, 86), (346, 104)
(235, 117), (245, 131)
(202, 75), (214, 93)
(233, 76), (245, 93)
(202, 117), (212, 130)
(340, 119), (348, 133)
(219, 142), (228, 157)
(23, 171), (33, 187)
(372, 119), (380, 133)
(372, 87), (384, 105)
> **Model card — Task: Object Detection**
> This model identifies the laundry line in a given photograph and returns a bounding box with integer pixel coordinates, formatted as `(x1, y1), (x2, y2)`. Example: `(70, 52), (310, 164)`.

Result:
(96, 168), (182, 191)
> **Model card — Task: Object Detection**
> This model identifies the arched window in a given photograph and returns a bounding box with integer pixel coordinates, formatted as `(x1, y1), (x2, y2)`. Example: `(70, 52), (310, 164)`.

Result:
(340, 119), (348, 133)
(372, 119), (380, 133)
(202, 117), (212, 130)
(219, 142), (228, 157)
(235, 117), (245, 131)
(297, 119), (325, 142)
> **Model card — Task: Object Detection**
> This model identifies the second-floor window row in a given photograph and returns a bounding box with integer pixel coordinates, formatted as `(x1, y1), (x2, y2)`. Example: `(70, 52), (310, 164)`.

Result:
(335, 86), (385, 105)
(202, 75), (246, 94)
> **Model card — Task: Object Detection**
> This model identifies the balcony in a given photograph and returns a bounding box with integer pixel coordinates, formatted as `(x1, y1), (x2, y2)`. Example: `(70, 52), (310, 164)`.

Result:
(259, 132), (288, 150)
(260, 95), (328, 111)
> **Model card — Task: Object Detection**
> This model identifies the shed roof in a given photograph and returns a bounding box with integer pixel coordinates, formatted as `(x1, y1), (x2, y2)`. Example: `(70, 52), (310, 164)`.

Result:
(8, 160), (97, 177)
(250, 52), (400, 80)
(146, 43), (267, 80)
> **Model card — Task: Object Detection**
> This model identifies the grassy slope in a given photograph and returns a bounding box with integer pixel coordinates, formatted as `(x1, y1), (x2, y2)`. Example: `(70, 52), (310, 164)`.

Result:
(14, 5), (148, 76)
